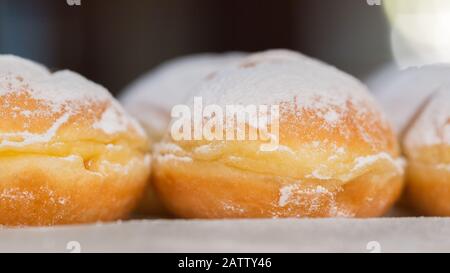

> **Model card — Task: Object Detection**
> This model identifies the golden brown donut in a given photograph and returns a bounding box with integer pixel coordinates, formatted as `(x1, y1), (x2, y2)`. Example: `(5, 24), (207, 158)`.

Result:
(153, 50), (404, 218)
(120, 53), (244, 216)
(403, 86), (450, 216)
(0, 55), (151, 226)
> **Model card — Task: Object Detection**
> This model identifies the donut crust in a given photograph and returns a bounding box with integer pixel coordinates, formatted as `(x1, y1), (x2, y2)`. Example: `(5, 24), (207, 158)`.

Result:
(152, 50), (404, 219)
(153, 156), (403, 218)
(405, 161), (450, 216)
(0, 55), (151, 226)
(0, 154), (149, 226)
(402, 87), (450, 216)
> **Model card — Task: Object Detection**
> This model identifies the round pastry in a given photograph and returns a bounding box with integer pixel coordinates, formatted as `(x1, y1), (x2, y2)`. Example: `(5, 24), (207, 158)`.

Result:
(0, 55), (150, 226)
(120, 53), (244, 215)
(153, 49), (404, 219)
(367, 64), (450, 134)
(120, 53), (245, 141)
(403, 86), (450, 216)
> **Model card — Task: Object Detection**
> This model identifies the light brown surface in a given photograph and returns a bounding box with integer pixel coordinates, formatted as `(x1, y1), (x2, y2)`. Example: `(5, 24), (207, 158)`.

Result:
(405, 162), (450, 216)
(154, 157), (403, 218)
(0, 155), (149, 226)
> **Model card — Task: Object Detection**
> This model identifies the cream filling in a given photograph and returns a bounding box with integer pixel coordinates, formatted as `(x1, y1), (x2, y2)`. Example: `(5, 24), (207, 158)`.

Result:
(155, 142), (404, 183)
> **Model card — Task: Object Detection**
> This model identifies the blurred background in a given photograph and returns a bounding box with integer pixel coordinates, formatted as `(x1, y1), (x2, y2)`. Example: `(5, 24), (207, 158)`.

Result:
(0, 0), (413, 95)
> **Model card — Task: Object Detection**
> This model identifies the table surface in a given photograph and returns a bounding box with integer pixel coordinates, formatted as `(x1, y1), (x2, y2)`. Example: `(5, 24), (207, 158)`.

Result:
(0, 216), (449, 253)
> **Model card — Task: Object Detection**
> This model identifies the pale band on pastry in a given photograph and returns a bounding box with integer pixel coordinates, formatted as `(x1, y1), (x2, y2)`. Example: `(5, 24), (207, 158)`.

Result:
(0, 55), (151, 226)
(153, 49), (404, 218)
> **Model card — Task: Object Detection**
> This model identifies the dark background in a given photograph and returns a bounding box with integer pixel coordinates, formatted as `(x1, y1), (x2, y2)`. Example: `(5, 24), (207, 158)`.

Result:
(0, 0), (391, 95)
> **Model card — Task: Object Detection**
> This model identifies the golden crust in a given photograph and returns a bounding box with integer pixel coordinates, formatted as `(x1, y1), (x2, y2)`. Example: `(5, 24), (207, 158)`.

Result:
(170, 98), (399, 182)
(152, 50), (403, 219)
(0, 55), (151, 226)
(0, 90), (147, 151)
(0, 154), (149, 226)
(405, 161), (450, 216)
(402, 87), (450, 216)
(153, 156), (403, 218)
(277, 98), (399, 156)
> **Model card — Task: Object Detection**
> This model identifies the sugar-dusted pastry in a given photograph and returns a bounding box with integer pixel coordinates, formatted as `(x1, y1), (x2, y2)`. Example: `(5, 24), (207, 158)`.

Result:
(120, 53), (245, 142)
(0, 55), (150, 226)
(368, 64), (450, 134)
(403, 86), (450, 216)
(153, 50), (404, 218)
(120, 53), (244, 215)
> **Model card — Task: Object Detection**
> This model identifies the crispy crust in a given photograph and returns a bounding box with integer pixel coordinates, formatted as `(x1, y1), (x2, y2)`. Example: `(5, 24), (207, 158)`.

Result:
(153, 157), (403, 218)
(405, 161), (450, 216)
(0, 155), (149, 226)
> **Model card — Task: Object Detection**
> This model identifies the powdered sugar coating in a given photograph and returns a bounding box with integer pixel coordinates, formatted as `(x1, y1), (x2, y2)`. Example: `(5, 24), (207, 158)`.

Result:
(276, 184), (346, 216)
(190, 50), (376, 111)
(179, 50), (394, 153)
(120, 52), (245, 137)
(0, 113), (70, 148)
(158, 50), (400, 181)
(184, 50), (392, 151)
(153, 51), (402, 217)
(0, 56), (111, 110)
(92, 100), (145, 136)
(367, 64), (450, 133)
(404, 85), (450, 149)
(0, 55), (144, 148)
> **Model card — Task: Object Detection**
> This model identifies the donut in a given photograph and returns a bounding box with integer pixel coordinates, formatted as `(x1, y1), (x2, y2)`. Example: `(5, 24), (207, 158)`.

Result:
(120, 53), (244, 215)
(152, 49), (404, 218)
(0, 55), (151, 226)
(367, 64), (450, 134)
(403, 86), (450, 216)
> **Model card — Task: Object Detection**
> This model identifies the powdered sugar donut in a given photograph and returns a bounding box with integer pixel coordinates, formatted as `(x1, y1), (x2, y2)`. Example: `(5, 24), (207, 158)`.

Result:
(403, 86), (450, 215)
(120, 53), (245, 216)
(0, 55), (150, 226)
(153, 49), (404, 218)
(367, 64), (450, 134)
